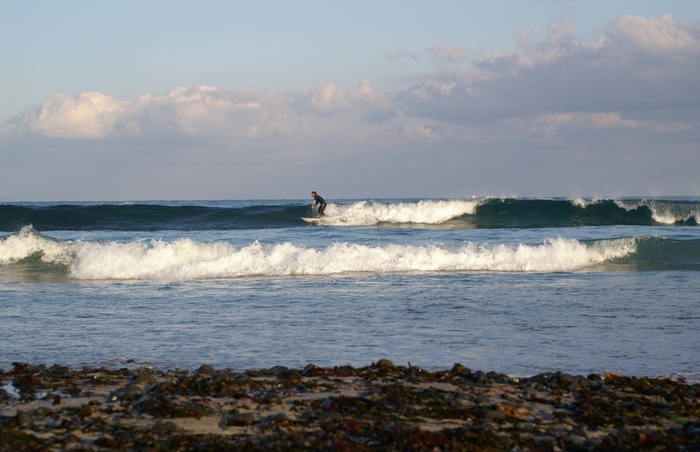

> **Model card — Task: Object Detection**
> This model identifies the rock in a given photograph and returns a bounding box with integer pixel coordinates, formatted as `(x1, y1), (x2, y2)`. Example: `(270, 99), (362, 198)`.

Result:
(222, 412), (256, 427)
(493, 373), (511, 383)
(134, 374), (154, 385)
(269, 366), (288, 375)
(302, 364), (320, 376)
(283, 373), (302, 385)
(197, 365), (215, 375)
(52, 394), (61, 405)
(376, 359), (394, 368)
(530, 372), (555, 385)
(471, 370), (486, 382)
(32, 407), (53, 418)
(639, 377), (652, 390)
(233, 390), (249, 399)
(122, 385), (143, 400)
(78, 405), (92, 418)
(588, 396), (611, 408)
(94, 436), (118, 448)
(577, 377), (593, 388)
(15, 410), (33, 429)
(11, 362), (30, 375)
(155, 421), (178, 433)
(558, 373), (577, 386)
(472, 406), (506, 422)
(269, 412), (288, 424)
(264, 392), (282, 404)
(450, 363), (471, 375)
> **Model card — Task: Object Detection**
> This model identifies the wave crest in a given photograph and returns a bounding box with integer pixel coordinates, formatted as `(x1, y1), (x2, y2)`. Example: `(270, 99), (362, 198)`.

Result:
(323, 199), (478, 225)
(0, 230), (638, 280)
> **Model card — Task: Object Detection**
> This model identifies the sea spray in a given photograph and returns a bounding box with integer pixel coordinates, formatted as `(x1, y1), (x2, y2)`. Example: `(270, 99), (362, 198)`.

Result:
(60, 236), (637, 280)
(0, 226), (74, 266)
(325, 199), (479, 225)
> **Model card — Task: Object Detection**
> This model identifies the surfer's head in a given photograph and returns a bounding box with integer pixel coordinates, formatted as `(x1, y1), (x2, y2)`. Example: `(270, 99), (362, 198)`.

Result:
(311, 191), (317, 197)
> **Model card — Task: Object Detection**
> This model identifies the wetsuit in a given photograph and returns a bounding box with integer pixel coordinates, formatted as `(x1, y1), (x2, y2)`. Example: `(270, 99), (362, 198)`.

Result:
(313, 194), (327, 216)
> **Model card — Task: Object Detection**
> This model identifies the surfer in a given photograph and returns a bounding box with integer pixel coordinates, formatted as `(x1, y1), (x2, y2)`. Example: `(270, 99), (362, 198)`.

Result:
(311, 191), (327, 216)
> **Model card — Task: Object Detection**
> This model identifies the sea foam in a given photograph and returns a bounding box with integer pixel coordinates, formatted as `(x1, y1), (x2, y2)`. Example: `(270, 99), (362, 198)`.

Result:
(321, 199), (478, 225)
(614, 199), (699, 224)
(0, 228), (638, 280)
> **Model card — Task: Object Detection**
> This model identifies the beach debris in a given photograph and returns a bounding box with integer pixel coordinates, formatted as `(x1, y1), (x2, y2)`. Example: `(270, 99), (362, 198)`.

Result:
(0, 362), (698, 450)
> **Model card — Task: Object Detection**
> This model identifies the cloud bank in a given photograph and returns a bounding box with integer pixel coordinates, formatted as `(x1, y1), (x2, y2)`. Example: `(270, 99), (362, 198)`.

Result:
(1, 14), (699, 199)
(3, 14), (698, 143)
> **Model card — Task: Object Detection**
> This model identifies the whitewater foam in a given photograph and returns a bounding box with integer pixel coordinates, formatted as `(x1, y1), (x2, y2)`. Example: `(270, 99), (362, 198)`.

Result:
(321, 199), (478, 225)
(0, 228), (638, 280)
(0, 226), (75, 266)
(614, 199), (699, 224)
(571, 197), (604, 209)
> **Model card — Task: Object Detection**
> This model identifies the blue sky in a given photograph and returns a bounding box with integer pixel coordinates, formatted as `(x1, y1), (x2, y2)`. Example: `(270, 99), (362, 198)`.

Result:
(1, 1), (699, 200)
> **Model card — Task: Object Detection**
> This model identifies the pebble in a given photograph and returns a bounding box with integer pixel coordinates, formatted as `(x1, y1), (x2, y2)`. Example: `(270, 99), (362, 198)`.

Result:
(134, 374), (154, 385)
(269, 412), (288, 424)
(15, 410), (33, 429)
(197, 365), (215, 375)
(78, 405), (93, 418)
(451, 363), (471, 375)
(222, 412), (256, 426)
(264, 392), (282, 404)
(121, 385), (143, 400)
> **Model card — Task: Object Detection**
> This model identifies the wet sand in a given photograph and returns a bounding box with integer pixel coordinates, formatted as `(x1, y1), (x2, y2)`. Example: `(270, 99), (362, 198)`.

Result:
(1, 361), (699, 450)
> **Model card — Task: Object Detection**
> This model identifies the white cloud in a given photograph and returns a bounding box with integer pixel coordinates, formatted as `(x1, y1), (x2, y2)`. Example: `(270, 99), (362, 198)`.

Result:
(547, 20), (575, 46)
(135, 86), (269, 138)
(1, 14), (698, 151)
(428, 44), (469, 63)
(530, 112), (692, 137)
(2, 86), (293, 141)
(293, 80), (396, 123)
(386, 51), (420, 61)
(398, 14), (700, 133)
(604, 14), (699, 54)
(12, 92), (130, 139)
(515, 27), (536, 50)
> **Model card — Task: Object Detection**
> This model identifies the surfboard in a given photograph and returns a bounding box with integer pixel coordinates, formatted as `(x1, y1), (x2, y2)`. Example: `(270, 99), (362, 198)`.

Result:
(301, 217), (323, 224)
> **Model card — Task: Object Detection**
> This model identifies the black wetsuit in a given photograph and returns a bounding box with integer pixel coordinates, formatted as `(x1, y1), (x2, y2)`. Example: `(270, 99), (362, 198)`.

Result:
(313, 194), (327, 216)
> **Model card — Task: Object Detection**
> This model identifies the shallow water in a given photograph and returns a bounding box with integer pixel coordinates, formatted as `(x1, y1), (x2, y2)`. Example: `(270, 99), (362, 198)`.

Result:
(1, 269), (698, 380)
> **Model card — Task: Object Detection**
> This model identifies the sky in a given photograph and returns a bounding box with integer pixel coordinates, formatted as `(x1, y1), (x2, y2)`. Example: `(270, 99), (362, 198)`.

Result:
(1, 1), (699, 201)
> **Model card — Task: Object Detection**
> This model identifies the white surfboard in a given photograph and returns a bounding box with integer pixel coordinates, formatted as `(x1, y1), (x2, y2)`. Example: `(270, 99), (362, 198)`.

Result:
(301, 217), (323, 224)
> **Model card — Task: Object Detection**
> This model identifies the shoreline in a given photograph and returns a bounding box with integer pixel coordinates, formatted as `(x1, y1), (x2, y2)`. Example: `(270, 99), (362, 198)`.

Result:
(2, 361), (699, 450)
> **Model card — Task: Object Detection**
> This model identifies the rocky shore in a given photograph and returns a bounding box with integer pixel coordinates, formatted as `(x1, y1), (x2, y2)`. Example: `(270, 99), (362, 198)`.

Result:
(1, 360), (699, 451)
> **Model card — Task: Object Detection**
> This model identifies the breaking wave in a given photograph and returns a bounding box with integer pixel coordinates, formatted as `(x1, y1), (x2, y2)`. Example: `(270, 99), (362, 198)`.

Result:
(0, 227), (645, 280)
(0, 197), (697, 232)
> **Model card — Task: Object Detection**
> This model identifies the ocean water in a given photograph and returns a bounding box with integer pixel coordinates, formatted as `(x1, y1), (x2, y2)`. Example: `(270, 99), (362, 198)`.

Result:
(1, 197), (699, 381)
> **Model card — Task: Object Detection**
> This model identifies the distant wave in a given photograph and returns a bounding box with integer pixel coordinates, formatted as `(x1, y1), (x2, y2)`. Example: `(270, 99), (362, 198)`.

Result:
(315, 200), (478, 226)
(471, 198), (699, 228)
(0, 226), (672, 280)
(0, 197), (697, 232)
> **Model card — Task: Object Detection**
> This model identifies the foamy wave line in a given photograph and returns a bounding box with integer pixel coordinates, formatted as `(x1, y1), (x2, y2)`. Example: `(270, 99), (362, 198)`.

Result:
(569, 198), (699, 224)
(614, 199), (697, 224)
(321, 199), (478, 225)
(0, 226), (75, 266)
(0, 228), (637, 280)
